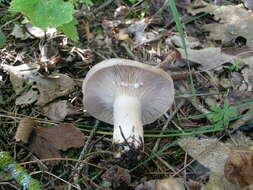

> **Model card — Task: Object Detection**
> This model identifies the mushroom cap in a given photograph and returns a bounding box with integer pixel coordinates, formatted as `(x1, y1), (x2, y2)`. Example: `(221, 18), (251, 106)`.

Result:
(82, 58), (174, 125)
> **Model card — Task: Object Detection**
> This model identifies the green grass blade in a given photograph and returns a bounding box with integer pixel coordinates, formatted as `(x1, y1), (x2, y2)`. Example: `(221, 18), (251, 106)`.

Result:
(167, 0), (196, 95)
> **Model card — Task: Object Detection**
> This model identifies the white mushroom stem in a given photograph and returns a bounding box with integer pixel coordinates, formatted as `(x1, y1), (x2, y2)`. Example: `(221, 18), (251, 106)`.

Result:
(113, 95), (143, 151)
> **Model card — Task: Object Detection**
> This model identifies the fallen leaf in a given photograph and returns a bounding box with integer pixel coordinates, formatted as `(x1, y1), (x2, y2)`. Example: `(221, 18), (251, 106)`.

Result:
(135, 178), (184, 190)
(128, 20), (149, 34)
(15, 118), (35, 143)
(177, 47), (253, 71)
(188, 3), (253, 49)
(1, 63), (75, 105)
(30, 132), (62, 160)
(43, 100), (80, 122)
(29, 123), (84, 162)
(134, 31), (161, 47)
(177, 47), (232, 70)
(165, 34), (202, 49)
(179, 134), (253, 190)
(36, 123), (84, 151)
(15, 89), (39, 105)
(11, 23), (56, 40)
(179, 136), (232, 175)
(25, 23), (56, 39)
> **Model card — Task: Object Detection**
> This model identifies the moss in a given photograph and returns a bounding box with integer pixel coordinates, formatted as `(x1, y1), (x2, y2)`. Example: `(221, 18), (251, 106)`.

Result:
(0, 152), (13, 169)
(0, 151), (42, 190)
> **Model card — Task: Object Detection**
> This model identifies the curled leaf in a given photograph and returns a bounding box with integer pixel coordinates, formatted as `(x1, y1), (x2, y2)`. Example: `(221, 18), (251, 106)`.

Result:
(15, 118), (35, 143)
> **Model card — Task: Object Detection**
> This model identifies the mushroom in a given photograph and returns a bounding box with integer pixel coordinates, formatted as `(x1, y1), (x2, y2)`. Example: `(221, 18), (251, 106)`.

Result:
(82, 58), (174, 157)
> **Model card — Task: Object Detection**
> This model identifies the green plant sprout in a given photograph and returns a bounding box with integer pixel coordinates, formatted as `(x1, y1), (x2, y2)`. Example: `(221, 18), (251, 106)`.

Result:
(0, 151), (42, 190)
(226, 59), (242, 72)
(208, 100), (237, 128)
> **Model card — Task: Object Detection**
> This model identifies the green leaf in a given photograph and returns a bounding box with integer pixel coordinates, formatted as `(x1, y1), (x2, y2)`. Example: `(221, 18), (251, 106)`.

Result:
(10, 0), (74, 29)
(223, 100), (230, 109)
(210, 106), (222, 113)
(57, 18), (79, 42)
(10, 0), (40, 13)
(79, 0), (93, 5)
(0, 31), (6, 48)
(208, 113), (223, 122)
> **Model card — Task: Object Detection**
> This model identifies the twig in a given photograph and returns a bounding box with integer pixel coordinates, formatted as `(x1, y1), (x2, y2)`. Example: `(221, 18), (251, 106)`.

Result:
(156, 156), (176, 174)
(69, 120), (100, 190)
(93, 0), (114, 14)
(42, 171), (80, 190)
(0, 182), (20, 190)
(0, 15), (22, 29)
(152, 99), (185, 152)
(19, 157), (104, 169)
(178, 85), (212, 122)
(120, 43), (139, 61)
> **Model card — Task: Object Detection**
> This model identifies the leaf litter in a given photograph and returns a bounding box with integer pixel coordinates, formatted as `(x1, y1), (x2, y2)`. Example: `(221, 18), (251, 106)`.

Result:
(14, 118), (84, 162)
(179, 133), (253, 189)
(2, 0), (253, 189)
(1, 63), (75, 105)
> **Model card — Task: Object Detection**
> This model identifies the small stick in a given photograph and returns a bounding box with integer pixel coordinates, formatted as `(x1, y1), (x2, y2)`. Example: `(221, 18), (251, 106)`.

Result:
(120, 43), (139, 61)
(69, 120), (100, 190)
(152, 99), (185, 153)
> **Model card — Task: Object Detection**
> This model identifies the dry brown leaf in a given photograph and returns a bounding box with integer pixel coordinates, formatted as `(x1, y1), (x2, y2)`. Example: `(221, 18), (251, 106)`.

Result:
(188, 3), (253, 49)
(43, 100), (80, 122)
(29, 123), (84, 162)
(179, 134), (253, 190)
(224, 151), (253, 188)
(1, 63), (75, 105)
(179, 136), (233, 175)
(135, 178), (184, 190)
(177, 47), (253, 71)
(30, 131), (61, 160)
(177, 47), (233, 70)
(36, 123), (84, 151)
(15, 118), (35, 143)
(165, 34), (202, 49)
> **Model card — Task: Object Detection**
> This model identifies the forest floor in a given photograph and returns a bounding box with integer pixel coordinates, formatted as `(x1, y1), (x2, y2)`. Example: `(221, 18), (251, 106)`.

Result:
(1, 0), (253, 190)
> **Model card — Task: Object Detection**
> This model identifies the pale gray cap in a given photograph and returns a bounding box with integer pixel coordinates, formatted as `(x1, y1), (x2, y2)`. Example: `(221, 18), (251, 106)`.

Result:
(82, 58), (175, 125)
